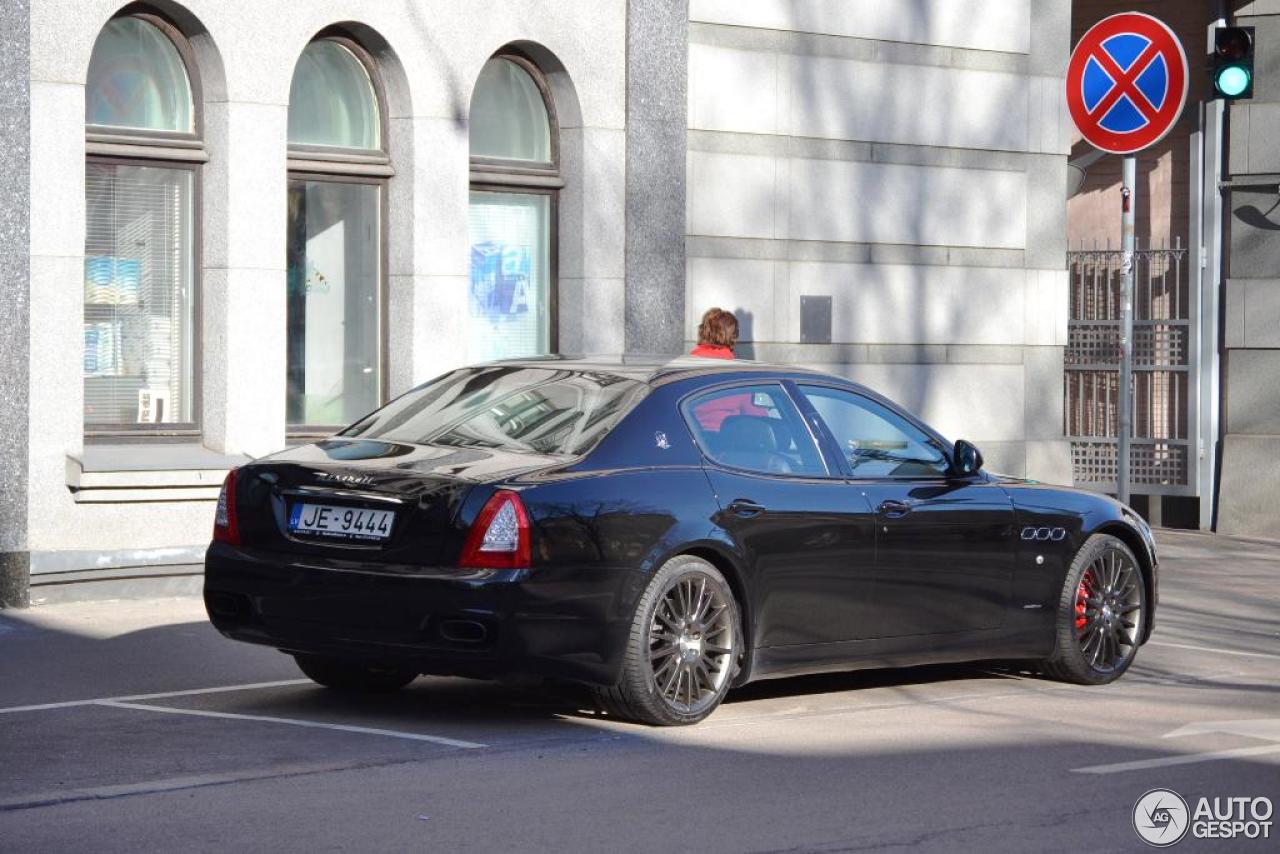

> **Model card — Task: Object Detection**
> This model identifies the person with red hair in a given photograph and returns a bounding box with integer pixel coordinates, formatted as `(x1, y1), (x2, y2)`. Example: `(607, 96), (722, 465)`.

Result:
(689, 307), (764, 429)
(689, 307), (739, 359)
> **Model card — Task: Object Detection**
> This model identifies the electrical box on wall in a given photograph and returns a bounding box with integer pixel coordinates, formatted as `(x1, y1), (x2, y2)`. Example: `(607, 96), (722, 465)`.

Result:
(800, 296), (832, 344)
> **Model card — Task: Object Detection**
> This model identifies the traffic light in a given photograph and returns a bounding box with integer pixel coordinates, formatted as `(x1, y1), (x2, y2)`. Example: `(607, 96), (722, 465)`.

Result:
(1213, 26), (1254, 100)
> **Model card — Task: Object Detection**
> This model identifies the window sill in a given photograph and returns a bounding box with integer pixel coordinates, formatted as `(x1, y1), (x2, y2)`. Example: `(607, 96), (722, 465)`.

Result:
(67, 443), (252, 503)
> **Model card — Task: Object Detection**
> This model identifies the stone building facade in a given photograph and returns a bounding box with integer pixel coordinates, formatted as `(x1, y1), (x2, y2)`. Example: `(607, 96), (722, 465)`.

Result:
(1, 0), (1074, 605)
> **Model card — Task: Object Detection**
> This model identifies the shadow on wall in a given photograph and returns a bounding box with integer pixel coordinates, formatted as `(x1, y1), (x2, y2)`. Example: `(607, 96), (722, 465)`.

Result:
(1233, 200), (1280, 232)
(712, 0), (1031, 428)
(735, 308), (754, 345)
(1067, 137), (1175, 249)
(406, 3), (468, 127)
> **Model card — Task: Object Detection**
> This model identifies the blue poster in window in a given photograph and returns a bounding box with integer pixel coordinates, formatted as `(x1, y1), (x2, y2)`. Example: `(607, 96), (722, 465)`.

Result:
(470, 241), (531, 321)
(467, 192), (548, 361)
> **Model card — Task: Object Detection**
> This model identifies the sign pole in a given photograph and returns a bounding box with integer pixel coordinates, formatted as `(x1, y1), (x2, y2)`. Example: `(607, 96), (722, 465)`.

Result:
(1118, 155), (1136, 505)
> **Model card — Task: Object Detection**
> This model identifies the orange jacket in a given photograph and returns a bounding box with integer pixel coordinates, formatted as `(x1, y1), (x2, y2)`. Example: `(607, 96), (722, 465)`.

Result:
(688, 344), (765, 429)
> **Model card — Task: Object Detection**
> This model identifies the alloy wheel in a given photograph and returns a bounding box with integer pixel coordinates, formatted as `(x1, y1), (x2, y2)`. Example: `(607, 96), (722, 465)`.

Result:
(647, 573), (736, 715)
(1073, 549), (1143, 673)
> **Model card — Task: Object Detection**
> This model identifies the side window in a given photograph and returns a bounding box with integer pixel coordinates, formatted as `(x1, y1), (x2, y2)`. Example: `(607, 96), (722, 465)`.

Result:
(682, 384), (826, 476)
(798, 385), (948, 478)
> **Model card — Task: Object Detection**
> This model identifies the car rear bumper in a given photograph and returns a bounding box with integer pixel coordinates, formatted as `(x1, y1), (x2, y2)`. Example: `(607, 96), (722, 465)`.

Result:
(204, 542), (642, 686)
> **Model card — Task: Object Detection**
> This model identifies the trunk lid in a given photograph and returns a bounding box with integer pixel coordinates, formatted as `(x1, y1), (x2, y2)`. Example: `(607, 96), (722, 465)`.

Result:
(234, 438), (567, 566)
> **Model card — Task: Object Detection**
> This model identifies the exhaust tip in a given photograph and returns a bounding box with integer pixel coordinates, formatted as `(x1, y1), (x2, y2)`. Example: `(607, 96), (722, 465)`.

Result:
(437, 619), (489, 645)
(205, 591), (252, 620)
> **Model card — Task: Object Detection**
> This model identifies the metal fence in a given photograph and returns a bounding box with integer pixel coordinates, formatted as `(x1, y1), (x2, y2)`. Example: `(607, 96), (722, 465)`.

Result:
(1065, 240), (1196, 495)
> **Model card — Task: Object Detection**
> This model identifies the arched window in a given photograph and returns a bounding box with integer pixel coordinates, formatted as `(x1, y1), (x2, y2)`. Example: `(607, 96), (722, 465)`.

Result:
(84, 12), (203, 434)
(286, 36), (389, 433)
(468, 52), (560, 360)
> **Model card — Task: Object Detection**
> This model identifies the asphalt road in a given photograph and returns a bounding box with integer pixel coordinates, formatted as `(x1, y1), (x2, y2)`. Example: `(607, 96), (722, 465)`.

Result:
(1, 529), (1277, 853)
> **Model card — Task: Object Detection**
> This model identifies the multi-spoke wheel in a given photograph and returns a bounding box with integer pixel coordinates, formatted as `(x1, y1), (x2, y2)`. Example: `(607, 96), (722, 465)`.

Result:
(1042, 534), (1146, 684)
(647, 572), (737, 715)
(595, 555), (741, 725)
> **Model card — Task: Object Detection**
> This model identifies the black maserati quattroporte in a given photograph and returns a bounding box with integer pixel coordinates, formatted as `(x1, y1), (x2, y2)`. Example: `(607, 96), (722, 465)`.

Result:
(205, 357), (1157, 725)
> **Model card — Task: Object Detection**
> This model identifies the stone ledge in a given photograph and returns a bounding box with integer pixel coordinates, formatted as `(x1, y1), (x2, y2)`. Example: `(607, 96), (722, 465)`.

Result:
(66, 444), (249, 503)
(28, 564), (204, 606)
(30, 546), (206, 576)
(75, 443), (251, 473)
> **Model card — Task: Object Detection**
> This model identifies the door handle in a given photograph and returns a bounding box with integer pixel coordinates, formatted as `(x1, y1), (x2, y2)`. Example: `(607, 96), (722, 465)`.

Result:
(877, 499), (913, 518)
(728, 498), (766, 517)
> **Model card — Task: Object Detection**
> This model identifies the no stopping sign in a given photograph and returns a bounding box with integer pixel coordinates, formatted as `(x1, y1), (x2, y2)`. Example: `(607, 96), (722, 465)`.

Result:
(1066, 13), (1189, 154)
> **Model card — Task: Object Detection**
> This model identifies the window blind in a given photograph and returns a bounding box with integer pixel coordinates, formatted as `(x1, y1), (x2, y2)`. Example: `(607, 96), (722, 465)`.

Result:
(84, 162), (194, 428)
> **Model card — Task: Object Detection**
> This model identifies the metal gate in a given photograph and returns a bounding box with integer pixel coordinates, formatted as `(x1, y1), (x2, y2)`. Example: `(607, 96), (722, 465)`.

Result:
(1064, 239), (1197, 496)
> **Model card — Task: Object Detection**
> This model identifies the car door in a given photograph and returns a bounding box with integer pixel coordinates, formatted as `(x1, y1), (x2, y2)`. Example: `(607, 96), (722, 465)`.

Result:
(681, 382), (878, 647)
(794, 384), (1016, 638)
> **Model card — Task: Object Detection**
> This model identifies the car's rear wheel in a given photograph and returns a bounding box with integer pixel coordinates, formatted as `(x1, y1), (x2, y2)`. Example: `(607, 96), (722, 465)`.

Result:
(1041, 534), (1146, 684)
(293, 654), (417, 693)
(595, 555), (741, 726)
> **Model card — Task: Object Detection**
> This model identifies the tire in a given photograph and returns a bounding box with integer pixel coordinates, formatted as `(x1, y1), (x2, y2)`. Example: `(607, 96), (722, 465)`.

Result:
(293, 654), (417, 693)
(594, 555), (742, 726)
(1041, 534), (1146, 685)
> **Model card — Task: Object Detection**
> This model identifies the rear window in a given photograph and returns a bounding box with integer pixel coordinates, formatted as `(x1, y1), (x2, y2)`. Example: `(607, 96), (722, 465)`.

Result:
(681, 383), (827, 477)
(340, 367), (647, 457)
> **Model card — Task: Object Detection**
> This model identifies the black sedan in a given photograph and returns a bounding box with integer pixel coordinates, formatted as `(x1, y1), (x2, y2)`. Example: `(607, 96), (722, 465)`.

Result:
(205, 357), (1157, 725)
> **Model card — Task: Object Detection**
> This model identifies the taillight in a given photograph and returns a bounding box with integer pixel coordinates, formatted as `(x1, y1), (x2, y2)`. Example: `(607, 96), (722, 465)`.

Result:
(459, 490), (531, 569)
(213, 468), (240, 546)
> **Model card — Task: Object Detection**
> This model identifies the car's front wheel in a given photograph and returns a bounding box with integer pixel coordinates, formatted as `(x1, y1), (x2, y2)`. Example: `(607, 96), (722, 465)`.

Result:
(595, 555), (741, 726)
(1042, 534), (1146, 684)
(293, 654), (417, 693)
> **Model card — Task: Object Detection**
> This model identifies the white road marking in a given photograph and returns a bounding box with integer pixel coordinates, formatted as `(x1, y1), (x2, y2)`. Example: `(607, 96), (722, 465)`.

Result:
(1075, 717), (1280, 774)
(1073, 743), (1280, 774)
(0, 760), (365, 812)
(1165, 718), (1280, 742)
(0, 679), (313, 714)
(0, 680), (486, 749)
(96, 700), (486, 749)
(1148, 640), (1280, 660)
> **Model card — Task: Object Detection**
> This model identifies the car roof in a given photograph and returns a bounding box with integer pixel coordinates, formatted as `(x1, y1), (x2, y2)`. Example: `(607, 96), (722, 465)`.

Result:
(479, 354), (830, 387)
(477, 355), (944, 445)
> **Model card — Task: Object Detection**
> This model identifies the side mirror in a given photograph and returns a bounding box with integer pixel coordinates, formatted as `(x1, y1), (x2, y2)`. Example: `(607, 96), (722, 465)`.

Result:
(952, 439), (983, 476)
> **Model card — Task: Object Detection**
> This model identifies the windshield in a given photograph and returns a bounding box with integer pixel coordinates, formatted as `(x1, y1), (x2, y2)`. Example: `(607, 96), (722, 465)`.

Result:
(340, 366), (648, 457)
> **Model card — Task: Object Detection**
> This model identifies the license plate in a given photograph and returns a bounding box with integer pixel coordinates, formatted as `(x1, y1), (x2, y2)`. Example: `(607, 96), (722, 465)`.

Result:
(288, 503), (395, 542)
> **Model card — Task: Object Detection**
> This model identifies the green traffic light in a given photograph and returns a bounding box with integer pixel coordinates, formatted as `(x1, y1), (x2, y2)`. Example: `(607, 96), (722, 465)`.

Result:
(1215, 64), (1251, 97)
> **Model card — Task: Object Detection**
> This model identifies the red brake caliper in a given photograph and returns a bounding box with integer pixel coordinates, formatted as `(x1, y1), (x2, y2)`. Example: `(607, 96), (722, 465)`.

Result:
(1074, 570), (1093, 633)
